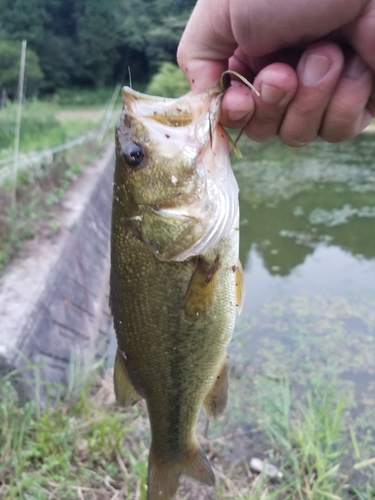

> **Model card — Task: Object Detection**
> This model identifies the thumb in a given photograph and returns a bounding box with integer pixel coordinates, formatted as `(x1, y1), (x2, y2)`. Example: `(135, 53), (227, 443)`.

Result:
(177, 0), (237, 92)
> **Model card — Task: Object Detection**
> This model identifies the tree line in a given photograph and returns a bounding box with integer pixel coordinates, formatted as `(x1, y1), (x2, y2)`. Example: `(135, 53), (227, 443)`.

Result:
(0, 0), (195, 98)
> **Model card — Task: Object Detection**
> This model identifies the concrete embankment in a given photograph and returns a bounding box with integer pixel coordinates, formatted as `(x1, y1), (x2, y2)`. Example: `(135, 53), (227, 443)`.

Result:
(0, 146), (115, 400)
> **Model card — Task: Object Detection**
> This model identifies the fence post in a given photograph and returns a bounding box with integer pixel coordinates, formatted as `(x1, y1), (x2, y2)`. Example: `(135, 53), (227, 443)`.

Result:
(11, 39), (27, 213)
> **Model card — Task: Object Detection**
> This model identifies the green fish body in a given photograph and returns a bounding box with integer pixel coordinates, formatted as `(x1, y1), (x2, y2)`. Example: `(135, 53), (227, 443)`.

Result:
(110, 84), (244, 500)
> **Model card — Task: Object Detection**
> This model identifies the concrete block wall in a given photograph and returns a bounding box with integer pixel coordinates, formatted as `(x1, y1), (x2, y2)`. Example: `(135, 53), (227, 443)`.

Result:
(0, 146), (115, 401)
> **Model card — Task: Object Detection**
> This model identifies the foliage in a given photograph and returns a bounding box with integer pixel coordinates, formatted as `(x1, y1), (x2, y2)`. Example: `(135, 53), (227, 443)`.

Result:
(0, 0), (196, 93)
(0, 100), (59, 150)
(145, 62), (190, 97)
(0, 0), (50, 50)
(1, 368), (374, 500)
(0, 96), (113, 275)
(53, 86), (123, 107)
(0, 149), (82, 275)
(0, 373), (149, 500)
(0, 40), (44, 98)
(253, 378), (375, 499)
(146, 17), (189, 73)
(0, 99), (101, 153)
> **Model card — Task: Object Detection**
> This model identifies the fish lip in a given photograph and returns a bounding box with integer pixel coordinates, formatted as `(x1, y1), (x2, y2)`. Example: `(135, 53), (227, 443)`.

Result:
(121, 83), (224, 122)
(121, 82), (223, 102)
(122, 87), (175, 105)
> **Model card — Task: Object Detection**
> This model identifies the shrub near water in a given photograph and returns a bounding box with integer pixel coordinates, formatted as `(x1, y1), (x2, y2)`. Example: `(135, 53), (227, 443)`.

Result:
(145, 62), (190, 97)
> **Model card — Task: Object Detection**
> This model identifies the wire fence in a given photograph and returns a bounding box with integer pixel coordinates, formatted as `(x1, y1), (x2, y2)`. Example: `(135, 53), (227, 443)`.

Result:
(0, 83), (121, 186)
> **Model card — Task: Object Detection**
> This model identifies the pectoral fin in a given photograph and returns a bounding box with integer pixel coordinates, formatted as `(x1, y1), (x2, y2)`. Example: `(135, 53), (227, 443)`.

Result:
(114, 350), (142, 407)
(140, 207), (205, 261)
(183, 256), (220, 323)
(203, 358), (229, 419)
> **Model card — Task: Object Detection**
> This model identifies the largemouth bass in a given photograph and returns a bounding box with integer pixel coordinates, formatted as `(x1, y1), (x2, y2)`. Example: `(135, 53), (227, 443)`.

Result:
(110, 81), (244, 500)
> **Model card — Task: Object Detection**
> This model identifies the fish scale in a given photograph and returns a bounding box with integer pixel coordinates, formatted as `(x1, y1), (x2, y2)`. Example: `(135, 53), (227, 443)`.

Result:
(110, 83), (244, 500)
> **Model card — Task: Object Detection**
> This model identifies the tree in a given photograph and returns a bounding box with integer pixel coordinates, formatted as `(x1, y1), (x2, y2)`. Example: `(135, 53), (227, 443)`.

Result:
(73, 0), (125, 86)
(146, 16), (188, 73)
(117, 0), (195, 85)
(0, 0), (52, 51)
(0, 40), (44, 98)
(0, 0), (196, 92)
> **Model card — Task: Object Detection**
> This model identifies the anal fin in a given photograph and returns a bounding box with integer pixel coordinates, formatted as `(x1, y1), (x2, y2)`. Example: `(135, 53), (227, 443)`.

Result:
(203, 357), (229, 419)
(114, 350), (142, 407)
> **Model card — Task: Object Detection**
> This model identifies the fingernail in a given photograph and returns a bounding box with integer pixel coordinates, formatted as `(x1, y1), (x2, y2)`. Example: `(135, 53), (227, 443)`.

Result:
(261, 83), (286, 105)
(346, 56), (367, 79)
(301, 54), (332, 85)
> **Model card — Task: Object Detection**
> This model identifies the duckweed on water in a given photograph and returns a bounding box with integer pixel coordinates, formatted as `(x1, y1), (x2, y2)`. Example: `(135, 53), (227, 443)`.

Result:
(309, 204), (375, 227)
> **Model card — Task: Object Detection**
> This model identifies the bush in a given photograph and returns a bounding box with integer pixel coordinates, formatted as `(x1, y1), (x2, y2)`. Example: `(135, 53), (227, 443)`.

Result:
(0, 40), (44, 99)
(145, 62), (190, 97)
(0, 101), (59, 150)
(54, 87), (120, 108)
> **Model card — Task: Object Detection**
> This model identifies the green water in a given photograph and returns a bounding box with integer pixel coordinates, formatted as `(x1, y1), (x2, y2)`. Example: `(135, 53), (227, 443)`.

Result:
(217, 132), (375, 475)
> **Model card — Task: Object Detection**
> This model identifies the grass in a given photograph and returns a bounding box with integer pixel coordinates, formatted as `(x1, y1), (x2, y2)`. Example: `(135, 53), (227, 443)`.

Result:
(243, 377), (375, 500)
(0, 141), (102, 275)
(1, 365), (374, 500)
(0, 367), (150, 500)
(0, 91), (119, 275)
(53, 86), (123, 109)
(0, 100), (98, 158)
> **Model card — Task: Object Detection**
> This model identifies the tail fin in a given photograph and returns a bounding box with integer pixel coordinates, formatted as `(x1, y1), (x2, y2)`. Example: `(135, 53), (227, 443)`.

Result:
(147, 443), (215, 500)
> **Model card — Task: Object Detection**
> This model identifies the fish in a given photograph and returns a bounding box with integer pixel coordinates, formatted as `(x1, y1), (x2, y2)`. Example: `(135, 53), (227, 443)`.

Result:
(109, 81), (244, 500)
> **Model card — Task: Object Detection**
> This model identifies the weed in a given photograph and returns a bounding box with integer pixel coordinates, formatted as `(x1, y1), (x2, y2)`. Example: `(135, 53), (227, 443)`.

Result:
(0, 367), (149, 500)
(1, 365), (374, 500)
(250, 377), (375, 500)
(0, 99), (99, 158)
(0, 135), (110, 276)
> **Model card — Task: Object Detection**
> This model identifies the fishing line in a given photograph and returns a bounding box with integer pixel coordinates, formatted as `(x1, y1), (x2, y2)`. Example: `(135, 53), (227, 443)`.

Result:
(128, 66), (132, 89)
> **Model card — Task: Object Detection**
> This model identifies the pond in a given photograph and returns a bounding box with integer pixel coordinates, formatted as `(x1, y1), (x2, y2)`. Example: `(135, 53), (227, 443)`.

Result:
(233, 132), (375, 383)
(210, 131), (375, 490)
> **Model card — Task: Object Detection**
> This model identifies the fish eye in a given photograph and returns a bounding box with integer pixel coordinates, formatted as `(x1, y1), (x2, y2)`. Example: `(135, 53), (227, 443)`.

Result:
(122, 142), (145, 168)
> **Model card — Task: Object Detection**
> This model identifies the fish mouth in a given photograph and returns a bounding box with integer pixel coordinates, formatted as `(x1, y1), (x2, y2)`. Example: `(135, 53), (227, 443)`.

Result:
(121, 83), (223, 104)
(121, 83), (224, 129)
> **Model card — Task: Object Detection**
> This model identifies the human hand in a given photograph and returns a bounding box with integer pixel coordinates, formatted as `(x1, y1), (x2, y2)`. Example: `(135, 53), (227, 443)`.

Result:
(177, 0), (375, 146)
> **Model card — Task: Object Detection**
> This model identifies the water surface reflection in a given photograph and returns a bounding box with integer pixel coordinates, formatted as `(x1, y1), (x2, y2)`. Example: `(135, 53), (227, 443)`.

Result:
(223, 134), (375, 461)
